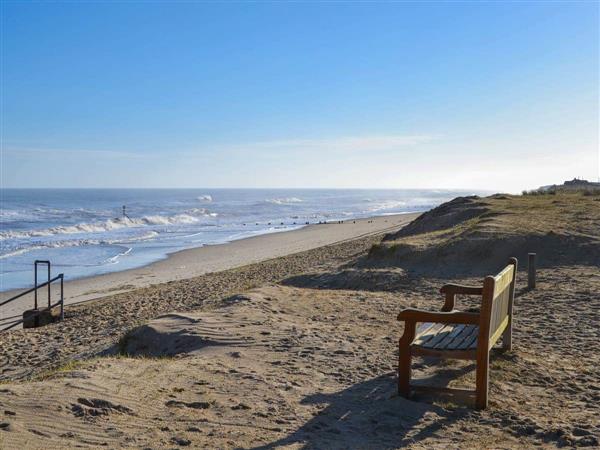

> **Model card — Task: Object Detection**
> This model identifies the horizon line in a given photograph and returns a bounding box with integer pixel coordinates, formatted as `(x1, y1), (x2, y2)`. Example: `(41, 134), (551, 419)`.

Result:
(0, 186), (499, 192)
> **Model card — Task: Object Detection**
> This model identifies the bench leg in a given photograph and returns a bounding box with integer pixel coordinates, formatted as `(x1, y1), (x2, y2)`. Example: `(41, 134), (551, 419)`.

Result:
(475, 351), (489, 410)
(398, 342), (411, 398)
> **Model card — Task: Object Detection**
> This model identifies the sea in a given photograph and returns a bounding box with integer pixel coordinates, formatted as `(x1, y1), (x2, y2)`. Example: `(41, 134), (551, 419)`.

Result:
(0, 188), (482, 291)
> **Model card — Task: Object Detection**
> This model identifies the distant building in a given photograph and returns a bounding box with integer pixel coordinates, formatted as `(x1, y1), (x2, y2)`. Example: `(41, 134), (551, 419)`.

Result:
(563, 178), (600, 188)
(536, 178), (600, 193)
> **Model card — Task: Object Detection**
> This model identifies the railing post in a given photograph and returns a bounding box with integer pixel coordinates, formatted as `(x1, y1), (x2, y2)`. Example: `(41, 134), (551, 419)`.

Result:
(47, 262), (51, 309)
(528, 253), (536, 289)
(34, 262), (38, 310)
(60, 275), (64, 321)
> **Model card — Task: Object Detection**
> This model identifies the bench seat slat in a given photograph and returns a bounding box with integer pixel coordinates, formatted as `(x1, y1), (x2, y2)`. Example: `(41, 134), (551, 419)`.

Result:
(433, 324), (467, 349)
(448, 324), (479, 350)
(426, 324), (458, 348)
(414, 322), (447, 346)
(460, 331), (479, 349)
(412, 323), (479, 351)
(415, 321), (443, 338)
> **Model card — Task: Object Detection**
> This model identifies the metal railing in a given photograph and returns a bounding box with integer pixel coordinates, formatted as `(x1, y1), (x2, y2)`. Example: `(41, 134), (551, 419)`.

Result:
(1, 260), (64, 331)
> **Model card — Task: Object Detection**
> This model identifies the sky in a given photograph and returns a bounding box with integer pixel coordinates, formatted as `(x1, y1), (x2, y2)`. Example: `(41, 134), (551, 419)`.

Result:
(1, 1), (598, 192)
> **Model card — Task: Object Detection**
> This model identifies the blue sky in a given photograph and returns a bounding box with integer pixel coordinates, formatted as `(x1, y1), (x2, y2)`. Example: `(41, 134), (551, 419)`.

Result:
(1, 1), (598, 191)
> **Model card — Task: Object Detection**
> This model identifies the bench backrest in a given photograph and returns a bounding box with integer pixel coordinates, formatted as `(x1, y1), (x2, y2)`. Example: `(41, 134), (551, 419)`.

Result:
(480, 258), (518, 349)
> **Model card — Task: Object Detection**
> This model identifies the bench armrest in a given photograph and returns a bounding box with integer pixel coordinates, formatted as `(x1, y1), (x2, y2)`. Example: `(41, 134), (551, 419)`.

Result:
(439, 284), (483, 311)
(397, 308), (480, 346)
(440, 284), (483, 295)
(397, 308), (480, 325)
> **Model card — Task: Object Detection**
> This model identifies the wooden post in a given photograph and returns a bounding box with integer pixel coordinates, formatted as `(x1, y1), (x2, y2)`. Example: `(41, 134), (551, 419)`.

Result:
(528, 253), (536, 289)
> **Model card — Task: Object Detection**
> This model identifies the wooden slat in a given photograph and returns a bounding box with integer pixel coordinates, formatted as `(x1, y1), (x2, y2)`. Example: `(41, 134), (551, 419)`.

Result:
(462, 333), (478, 349)
(493, 265), (514, 298)
(491, 294), (498, 335)
(447, 325), (478, 350)
(423, 324), (456, 348)
(499, 295), (506, 326)
(411, 322), (480, 353)
(433, 324), (467, 349)
(488, 315), (509, 349)
(414, 322), (447, 346)
(415, 322), (446, 341)
(415, 322), (441, 337)
(490, 284), (510, 338)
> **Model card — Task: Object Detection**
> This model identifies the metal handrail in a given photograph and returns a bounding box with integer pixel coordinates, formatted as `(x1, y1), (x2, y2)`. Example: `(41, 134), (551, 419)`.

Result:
(0, 274), (64, 307)
(34, 260), (51, 310)
(1, 262), (64, 331)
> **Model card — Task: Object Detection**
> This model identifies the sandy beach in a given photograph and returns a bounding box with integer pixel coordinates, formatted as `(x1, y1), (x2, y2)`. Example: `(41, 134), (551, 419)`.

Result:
(0, 214), (419, 330)
(0, 194), (598, 449)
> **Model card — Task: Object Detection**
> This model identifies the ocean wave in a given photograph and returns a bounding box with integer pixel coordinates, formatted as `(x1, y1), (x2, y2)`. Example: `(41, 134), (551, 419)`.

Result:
(186, 208), (217, 217)
(197, 195), (212, 202)
(0, 210), (24, 218)
(366, 200), (407, 212)
(0, 210), (213, 240)
(103, 247), (133, 264)
(265, 197), (303, 205)
(0, 231), (159, 259)
(1, 207), (113, 225)
(0, 247), (34, 259)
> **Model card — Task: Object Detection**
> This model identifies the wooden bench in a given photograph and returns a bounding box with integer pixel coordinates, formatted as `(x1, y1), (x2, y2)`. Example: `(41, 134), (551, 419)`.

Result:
(397, 257), (518, 409)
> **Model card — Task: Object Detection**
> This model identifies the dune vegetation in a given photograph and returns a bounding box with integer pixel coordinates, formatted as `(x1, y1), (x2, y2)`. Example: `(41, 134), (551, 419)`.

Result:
(369, 193), (600, 275)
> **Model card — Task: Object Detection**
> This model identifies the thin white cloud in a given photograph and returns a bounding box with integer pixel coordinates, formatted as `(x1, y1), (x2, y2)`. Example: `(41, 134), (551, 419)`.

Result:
(3, 147), (151, 160)
(232, 135), (435, 152)
(4, 135), (434, 161)
(71, 134), (436, 163)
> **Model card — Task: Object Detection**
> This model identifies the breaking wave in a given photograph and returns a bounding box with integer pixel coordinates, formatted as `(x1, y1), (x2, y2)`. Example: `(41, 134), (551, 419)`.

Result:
(0, 210), (214, 240)
(104, 247), (133, 264)
(366, 200), (407, 212)
(265, 197), (303, 205)
(197, 195), (212, 202)
(0, 231), (159, 259)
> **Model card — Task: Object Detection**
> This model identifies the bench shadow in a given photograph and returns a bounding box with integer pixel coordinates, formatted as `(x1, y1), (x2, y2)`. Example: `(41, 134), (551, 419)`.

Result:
(250, 368), (474, 450)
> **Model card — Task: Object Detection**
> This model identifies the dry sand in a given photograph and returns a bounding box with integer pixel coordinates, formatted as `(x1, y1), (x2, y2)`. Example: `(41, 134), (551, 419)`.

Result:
(0, 214), (417, 330)
(0, 195), (599, 449)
